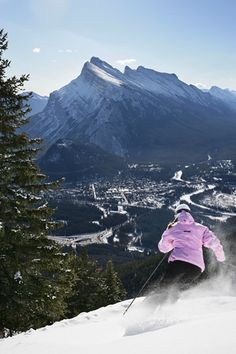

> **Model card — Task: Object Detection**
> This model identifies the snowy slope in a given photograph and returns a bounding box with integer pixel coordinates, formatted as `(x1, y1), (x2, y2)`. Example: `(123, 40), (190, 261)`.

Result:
(1, 277), (236, 354)
(57, 56), (208, 107)
(124, 65), (207, 104)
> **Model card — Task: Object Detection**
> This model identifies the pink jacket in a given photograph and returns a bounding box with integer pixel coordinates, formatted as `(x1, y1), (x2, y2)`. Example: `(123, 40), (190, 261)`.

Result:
(158, 211), (225, 272)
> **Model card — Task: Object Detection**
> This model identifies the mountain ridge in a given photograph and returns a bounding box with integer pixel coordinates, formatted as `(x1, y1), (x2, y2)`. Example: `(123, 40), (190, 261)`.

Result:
(26, 57), (236, 164)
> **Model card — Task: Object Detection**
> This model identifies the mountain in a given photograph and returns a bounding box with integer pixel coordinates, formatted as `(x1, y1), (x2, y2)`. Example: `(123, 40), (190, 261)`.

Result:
(26, 58), (236, 164)
(27, 92), (48, 116)
(208, 86), (236, 110)
(1, 289), (236, 354)
(39, 139), (127, 181)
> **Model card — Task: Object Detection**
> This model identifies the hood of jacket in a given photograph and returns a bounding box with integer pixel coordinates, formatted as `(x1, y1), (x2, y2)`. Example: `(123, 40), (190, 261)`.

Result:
(177, 211), (194, 224)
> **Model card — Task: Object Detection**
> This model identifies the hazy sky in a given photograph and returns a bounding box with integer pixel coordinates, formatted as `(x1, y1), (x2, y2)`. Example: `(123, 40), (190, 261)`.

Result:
(1, 0), (236, 95)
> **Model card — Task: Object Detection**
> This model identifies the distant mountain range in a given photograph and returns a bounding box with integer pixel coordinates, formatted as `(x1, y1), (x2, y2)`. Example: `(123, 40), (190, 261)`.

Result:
(27, 92), (48, 116)
(208, 86), (236, 110)
(25, 57), (236, 169)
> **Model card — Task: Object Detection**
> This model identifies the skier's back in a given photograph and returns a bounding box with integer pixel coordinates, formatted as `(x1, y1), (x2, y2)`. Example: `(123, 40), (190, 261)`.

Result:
(159, 203), (225, 273)
(150, 203), (225, 304)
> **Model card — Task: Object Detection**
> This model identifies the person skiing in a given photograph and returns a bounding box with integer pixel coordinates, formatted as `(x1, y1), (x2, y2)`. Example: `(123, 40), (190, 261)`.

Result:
(155, 203), (225, 302)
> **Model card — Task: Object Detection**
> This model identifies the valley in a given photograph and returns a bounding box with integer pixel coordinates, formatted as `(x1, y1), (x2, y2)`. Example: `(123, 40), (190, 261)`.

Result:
(46, 159), (236, 265)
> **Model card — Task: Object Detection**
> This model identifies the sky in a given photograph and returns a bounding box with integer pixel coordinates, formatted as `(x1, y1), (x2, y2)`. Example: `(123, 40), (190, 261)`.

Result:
(1, 0), (236, 95)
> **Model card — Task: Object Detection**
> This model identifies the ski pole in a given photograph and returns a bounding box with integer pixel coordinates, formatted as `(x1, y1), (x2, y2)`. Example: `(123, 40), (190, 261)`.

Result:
(123, 253), (169, 316)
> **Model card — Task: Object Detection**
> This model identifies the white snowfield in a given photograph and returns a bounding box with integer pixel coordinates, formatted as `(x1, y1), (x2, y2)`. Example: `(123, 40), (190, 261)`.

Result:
(1, 275), (236, 354)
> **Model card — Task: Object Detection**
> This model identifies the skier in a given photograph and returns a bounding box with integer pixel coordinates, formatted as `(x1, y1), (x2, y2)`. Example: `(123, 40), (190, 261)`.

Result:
(155, 203), (225, 303)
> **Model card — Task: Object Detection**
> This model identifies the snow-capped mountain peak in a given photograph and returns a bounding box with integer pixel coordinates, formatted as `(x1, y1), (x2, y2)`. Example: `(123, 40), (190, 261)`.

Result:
(210, 85), (236, 97)
(123, 64), (207, 103)
(136, 65), (178, 80)
(23, 92), (48, 116)
(53, 57), (213, 109)
(86, 61), (124, 87)
(209, 86), (236, 108)
(30, 92), (48, 101)
(56, 58), (125, 114)
(26, 57), (236, 163)
(90, 57), (121, 74)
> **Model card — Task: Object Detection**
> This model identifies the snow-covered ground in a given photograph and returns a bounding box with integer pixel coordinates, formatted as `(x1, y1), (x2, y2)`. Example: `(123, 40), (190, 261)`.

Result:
(180, 184), (216, 208)
(202, 191), (236, 210)
(48, 229), (113, 246)
(172, 170), (183, 181)
(178, 184), (236, 219)
(1, 275), (236, 354)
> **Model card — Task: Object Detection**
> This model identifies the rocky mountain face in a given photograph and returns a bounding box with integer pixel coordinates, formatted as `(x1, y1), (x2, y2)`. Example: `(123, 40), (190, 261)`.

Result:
(26, 58), (236, 164)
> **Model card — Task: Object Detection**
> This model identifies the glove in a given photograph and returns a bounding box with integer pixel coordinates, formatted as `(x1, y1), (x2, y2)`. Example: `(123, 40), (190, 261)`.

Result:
(217, 254), (225, 262)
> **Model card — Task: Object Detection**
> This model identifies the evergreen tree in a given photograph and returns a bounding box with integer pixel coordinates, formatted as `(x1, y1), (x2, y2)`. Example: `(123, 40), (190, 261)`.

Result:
(0, 29), (76, 337)
(103, 260), (126, 304)
(67, 249), (107, 316)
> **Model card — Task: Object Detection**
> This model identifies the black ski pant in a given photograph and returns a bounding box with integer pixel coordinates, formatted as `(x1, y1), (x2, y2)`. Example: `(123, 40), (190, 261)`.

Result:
(144, 260), (202, 307)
